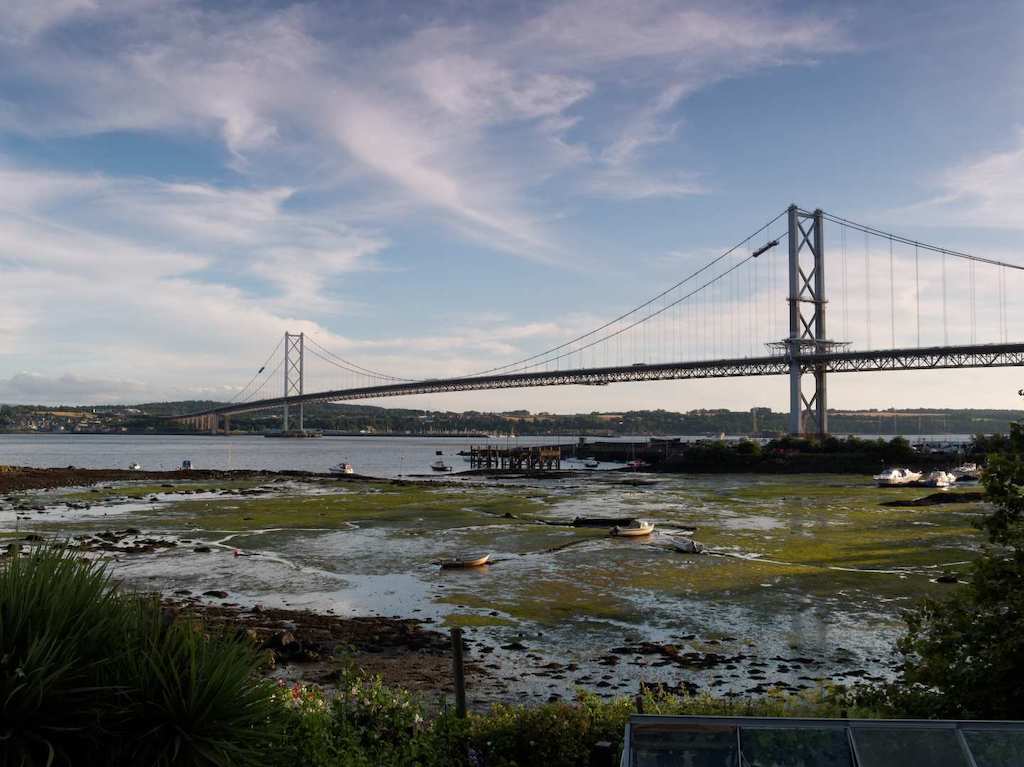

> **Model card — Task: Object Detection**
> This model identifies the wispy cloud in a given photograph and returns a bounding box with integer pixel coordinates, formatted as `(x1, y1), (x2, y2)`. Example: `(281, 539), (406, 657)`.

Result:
(912, 128), (1024, 230)
(0, 0), (851, 259)
(0, 0), (860, 405)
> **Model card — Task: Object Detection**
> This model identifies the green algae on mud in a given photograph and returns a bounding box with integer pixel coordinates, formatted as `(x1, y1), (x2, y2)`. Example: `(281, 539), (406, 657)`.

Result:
(146, 481), (554, 532)
(3, 473), (989, 646)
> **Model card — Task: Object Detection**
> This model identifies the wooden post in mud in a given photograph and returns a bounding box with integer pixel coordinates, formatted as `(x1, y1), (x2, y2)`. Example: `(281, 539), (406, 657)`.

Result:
(451, 627), (467, 717)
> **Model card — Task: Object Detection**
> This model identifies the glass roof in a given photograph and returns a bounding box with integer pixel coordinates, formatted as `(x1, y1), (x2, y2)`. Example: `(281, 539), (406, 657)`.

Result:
(622, 715), (1024, 767)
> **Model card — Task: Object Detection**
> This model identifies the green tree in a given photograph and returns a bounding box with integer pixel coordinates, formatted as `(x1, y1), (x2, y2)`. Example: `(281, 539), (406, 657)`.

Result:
(896, 423), (1024, 718)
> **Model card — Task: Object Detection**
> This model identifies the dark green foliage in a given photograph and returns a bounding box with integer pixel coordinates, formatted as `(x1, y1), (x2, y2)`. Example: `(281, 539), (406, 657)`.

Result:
(0, 546), (277, 766)
(0, 546), (124, 766)
(115, 604), (280, 766)
(272, 671), (871, 767)
(895, 423), (1024, 718)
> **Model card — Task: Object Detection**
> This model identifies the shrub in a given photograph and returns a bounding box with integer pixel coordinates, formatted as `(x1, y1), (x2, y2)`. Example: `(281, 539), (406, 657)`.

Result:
(0, 545), (278, 766)
(894, 423), (1024, 718)
(114, 603), (281, 766)
(271, 671), (878, 767)
(0, 545), (125, 765)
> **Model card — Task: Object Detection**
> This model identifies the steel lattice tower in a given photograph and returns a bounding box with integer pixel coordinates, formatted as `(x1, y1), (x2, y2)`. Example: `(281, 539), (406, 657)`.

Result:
(282, 332), (304, 432)
(786, 206), (829, 437)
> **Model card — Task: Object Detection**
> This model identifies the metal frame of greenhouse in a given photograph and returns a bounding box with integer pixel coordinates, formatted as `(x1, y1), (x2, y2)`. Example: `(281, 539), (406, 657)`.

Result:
(620, 714), (1024, 766)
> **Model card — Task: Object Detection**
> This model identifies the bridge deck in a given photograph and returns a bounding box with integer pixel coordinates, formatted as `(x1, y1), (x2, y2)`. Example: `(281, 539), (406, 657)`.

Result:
(178, 342), (1024, 419)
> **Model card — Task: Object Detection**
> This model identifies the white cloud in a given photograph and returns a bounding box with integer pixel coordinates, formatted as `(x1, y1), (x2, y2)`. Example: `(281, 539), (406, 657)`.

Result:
(0, 371), (146, 404)
(0, 0), (852, 257)
(913, 129), (1024, 229)
(0, 1), (868, 408)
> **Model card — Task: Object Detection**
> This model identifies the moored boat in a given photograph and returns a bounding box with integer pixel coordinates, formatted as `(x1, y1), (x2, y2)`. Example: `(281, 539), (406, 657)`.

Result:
(128, 462), (142, 471)
(330, 462), (355, 474)
(952, 462), (982, 481)
(584, 459), (599, 469)
(873, 468), (922, 487)
(439, 553), (490, 568)
(922, 470), (956, 488)
(612, 519), (655, 537)
(431, 450), (452, 472)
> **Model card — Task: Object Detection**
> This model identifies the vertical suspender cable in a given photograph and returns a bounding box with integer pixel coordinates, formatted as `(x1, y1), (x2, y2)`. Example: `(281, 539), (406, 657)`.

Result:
(969, 260), (976, 345)
(864, 232), (871, 349)
(753, 254), (759, 356)
(749, 253), (757, 356)
(914, 244), (920, 346)
(942, 250), (948, 346)
(841, 224), (849, 342)
(889, 236), (895, 347)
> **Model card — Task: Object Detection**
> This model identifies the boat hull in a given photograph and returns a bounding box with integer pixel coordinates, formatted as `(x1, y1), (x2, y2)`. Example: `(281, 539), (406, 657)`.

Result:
(440, 554), (490, 568)
(612, 525), (654, 537)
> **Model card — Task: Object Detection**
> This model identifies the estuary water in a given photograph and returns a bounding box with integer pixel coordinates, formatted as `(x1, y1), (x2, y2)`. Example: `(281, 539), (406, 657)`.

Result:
(0, 432), (972, 477)
(0, 433), (607, 477)
(0, 433), (989, 705)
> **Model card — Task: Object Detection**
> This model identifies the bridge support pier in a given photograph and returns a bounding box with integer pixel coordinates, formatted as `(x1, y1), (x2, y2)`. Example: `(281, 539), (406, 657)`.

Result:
(786, 205), (829, 438)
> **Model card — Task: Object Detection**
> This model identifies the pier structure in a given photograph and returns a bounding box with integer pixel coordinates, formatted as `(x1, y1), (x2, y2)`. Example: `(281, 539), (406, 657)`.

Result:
(468, 445), (562, 471)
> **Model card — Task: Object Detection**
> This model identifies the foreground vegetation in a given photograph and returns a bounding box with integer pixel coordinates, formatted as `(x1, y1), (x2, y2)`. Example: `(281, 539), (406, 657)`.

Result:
(4, 426), (1024, 764)
(0, 545), (877, 766)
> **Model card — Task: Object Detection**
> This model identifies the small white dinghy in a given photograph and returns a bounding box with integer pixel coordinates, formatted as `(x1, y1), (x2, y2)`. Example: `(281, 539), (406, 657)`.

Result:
(611, 519), (655, 537)
(439, 553), (491, 568)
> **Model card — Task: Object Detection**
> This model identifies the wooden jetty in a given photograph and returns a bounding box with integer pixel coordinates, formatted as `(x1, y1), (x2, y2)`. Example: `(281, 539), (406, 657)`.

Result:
(468, 445), (563, 471)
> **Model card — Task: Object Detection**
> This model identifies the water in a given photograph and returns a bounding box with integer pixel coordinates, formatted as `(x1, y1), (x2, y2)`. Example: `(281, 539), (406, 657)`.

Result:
(0, 433), (974, 477)
(0, 433), (597, 477)
(0, 437), (988, 704)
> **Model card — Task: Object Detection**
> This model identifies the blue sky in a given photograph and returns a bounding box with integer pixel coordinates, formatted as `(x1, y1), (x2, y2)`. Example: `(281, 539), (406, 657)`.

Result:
(1, 0), (1022, 412)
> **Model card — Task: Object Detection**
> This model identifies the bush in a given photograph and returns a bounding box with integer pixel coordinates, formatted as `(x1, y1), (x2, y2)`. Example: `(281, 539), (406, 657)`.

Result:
(273, 670), (879, 767)
(894, 423), (1024, 718)
(0, 546), (126, 765)
(0, 545), (278, 766)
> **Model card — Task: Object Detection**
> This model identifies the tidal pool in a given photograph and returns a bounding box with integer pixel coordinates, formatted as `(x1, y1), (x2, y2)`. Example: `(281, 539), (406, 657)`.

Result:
(1, 473), (988, 705)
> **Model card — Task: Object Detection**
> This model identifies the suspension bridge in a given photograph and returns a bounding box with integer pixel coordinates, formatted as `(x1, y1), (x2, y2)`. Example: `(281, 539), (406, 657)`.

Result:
(173, 205), (1024, 437)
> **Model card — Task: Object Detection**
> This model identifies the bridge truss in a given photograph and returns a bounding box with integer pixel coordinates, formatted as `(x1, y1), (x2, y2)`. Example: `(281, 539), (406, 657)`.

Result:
(175, 203), (1024, 436)
(186, 342), (1024, 423)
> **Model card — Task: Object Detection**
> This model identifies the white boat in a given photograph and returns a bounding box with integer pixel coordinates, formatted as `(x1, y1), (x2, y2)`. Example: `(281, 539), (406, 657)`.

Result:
(584, 460), (599, 469)
(952, 463), (981, 481)
(922, 470), (956, 488)
(873, 468), (922, 487)
(330, 462), (354, 474)
(128, 462), (142, 471)
(431, 459), (452, 472)
(612, 519), (655, 537)
(439, 553), (490, 568)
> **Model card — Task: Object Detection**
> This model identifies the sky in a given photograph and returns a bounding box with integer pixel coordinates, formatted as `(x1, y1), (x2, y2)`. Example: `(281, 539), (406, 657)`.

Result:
(1, 0), (1023, 413)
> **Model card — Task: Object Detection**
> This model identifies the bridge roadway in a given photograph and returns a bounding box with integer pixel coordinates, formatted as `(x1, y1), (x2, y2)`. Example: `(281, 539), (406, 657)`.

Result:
(179, 342), (1024, 421)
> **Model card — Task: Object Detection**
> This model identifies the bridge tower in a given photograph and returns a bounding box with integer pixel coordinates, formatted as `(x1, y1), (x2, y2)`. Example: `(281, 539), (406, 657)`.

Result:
(282, 332), (304, 432)
(786, 206), (829, 437)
